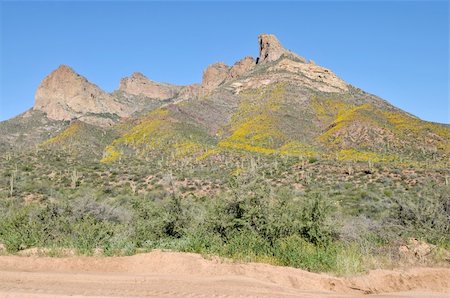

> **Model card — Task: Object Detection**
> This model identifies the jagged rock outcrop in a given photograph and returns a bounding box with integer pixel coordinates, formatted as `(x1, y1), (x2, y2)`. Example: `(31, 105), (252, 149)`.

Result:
(201, 62), (230, 92)
(178, 84), (201, 100)
(119, 72), (182, 100)
(257, 34), (306, 64)
(229, 56), (256, 79)
(224, 34), (347, 94)
(34, 65), (129, 126)
(200, 57), (256, 96)
(31, 34), (348, 128)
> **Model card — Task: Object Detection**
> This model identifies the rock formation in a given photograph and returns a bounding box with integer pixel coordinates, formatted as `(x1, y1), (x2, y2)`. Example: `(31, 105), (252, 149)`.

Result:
(257, 34), (306, 64)
(226, 34), (347, 94)
(200, 57), (256, 96)
(229, 56), (256, 79)
(34, 65), (129, 126)
(119, 72), (182, 100)
(201, 62), (230, 92)
(32, 34), (345, 126)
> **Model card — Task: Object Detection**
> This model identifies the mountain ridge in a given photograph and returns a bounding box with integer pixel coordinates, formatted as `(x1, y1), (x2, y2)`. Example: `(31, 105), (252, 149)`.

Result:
(30, 33), (351, 124)
(1, 33), (448, 166)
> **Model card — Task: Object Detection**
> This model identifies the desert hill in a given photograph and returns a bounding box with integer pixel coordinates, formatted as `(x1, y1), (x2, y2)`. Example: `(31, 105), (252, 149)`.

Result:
(1, 33), (448, 166)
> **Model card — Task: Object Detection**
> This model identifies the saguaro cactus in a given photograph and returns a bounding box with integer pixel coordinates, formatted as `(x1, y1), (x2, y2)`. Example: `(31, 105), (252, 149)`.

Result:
(71, 168), (79, 189)
(9, 175), (14, 196)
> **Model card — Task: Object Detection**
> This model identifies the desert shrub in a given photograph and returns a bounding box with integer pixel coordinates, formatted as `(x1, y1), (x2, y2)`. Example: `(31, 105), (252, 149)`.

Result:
(387, 185), (450, 244)
(0, 205), (41, 252)
(0, 198), (128, 254)
(308, 157), (318, 164)
(274, 235), (336, 272)
(180, 226), (224, 254)
(131, 193), (199, 246)
(334, 242), (366, 275)
(221, 230), (273, 261)
(297, 193), (334, 245)
(103, 227), (137, 256)
(130, 197), (164, 245)
(70, 216), (117, 255)
(164, 183), (340, 271)
(71, 195), (131, 223)
(160, 195), (187, 238)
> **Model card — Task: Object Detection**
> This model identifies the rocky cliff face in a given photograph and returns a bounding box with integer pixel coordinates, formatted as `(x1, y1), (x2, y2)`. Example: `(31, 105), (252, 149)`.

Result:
(225, 34), (347, 94)
(257, 34), (306, 64)
(34, 65), (130, 126)
(201, 62), (230, 92)
(199, 57), (256, 96)
(229, 56), (256, 79)
(119, 72), (182, 100)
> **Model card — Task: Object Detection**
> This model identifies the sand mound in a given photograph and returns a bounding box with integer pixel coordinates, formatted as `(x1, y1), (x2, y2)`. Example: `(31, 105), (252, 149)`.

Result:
(0, 250), (449, 297)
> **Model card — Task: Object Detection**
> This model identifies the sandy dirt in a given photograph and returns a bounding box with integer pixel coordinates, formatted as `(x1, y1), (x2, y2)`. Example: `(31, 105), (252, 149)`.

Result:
(0, 250), (449, 297)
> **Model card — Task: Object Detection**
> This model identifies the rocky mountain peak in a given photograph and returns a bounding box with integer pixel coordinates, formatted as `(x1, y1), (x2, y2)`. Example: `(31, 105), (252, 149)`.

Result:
(130, 72), (147, 79)
(38, 64), (86, 87)
(53, 64), (78, 76)
(34, 65), (129, 126)
(119, 72), (182, 100)
(257, 34), (305, 64)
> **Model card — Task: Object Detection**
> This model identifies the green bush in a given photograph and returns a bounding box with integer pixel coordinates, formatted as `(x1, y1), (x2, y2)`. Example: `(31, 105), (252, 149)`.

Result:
(0, 206), (41, 252)
(71, 216), (116, 255)
(388, 185), (450, 244)
(274, 235), (336, 272)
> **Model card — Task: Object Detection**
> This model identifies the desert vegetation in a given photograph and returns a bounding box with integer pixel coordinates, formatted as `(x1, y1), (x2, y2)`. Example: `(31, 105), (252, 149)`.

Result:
(1, 149), (448, 275)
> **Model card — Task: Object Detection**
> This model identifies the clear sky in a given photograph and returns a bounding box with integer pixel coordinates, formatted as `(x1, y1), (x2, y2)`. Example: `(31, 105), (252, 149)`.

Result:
(0, 1), (448, 123)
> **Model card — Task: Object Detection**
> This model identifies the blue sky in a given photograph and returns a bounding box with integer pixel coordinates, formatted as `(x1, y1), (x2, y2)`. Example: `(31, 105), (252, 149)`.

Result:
(0, 1), (448, 123)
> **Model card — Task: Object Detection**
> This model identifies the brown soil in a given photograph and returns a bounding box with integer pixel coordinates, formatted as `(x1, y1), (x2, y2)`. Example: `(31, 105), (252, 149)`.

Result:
(0, 250), (449, 297)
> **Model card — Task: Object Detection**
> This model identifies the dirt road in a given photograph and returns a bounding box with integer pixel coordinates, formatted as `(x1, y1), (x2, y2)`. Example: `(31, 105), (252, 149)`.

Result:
(0, 250), (449, 297)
